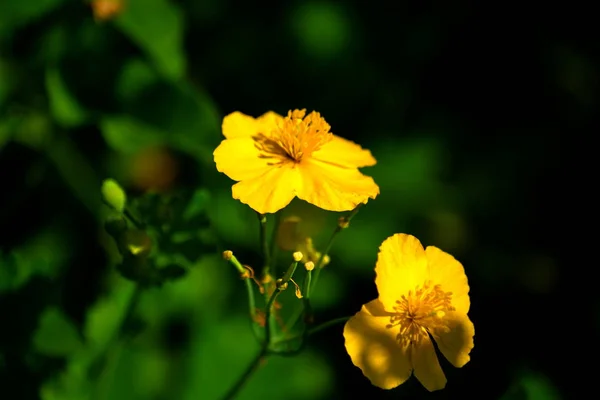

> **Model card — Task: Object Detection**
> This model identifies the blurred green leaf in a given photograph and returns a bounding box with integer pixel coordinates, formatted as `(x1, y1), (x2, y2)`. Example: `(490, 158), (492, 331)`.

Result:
(85, 279), (137, 347)
(291, 2), (354, 60)
(33, 308), (84, 357)
(0, 59), (15, 107)
(116, 58), (159, 104)
(115, 0), (186, 80)
(183, 316), (333, 400)
(101, 116), (165, 154)
(0, 228), (69, 293)
(45, 68), (87, 128)
(0, 0), (66, 36)
(101, 178), (127, 213)
(501, 368), (562, 400)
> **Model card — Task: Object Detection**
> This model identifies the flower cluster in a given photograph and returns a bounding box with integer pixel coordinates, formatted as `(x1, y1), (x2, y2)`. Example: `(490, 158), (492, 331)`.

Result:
(214, 109), (474, 393)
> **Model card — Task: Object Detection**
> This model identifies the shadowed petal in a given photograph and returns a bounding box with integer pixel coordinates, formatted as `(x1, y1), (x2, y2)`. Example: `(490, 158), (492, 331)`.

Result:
(296, 158), (379, 212)
(213, 138), (270, 181)
(430, 311), (475, 368)
(412, 336), (446, 391)
(375, 234), (429, 311)
(312, 135), (377, 168)
(343, 299), (412, 389)
(231, 164), (301, 214)
(425, 246), (470, 314)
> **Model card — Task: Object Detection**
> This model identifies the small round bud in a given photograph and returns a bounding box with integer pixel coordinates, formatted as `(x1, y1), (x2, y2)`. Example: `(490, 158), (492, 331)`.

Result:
(223, 250), (233, 261)
(305, 261), (315, 271)
(292, 251), (303, 262)
(321, 255), (331, 267)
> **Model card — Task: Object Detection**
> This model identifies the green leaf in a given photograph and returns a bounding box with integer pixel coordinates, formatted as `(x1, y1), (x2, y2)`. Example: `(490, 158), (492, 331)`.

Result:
(45, 68), (87, 128)
(101, 178), (127, 213)
(101, 116), (166, 154)
(0, 0), (66, 37)
(183, 316), (333, 400)
(0, 228), (69, 293)
(116, 58), (159, 104)
(33, 308), (84, 357)
(115, 0), (186, 80)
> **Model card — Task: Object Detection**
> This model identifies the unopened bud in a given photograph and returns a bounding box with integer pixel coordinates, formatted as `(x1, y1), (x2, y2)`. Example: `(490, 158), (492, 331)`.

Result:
(321, 255), (331, 267)
(305, 261), (315, 271)
(222, 250), (233, 261)
(292, 251), (303, 262)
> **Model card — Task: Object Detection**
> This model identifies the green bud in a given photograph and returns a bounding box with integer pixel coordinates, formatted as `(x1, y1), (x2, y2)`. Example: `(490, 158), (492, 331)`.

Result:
(101, 179), (127, 212)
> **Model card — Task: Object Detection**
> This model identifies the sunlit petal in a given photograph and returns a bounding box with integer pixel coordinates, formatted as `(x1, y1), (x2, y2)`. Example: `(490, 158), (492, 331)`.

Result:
(312, 134), (377, 168)
(213, 138), (271, 181)
(296, 159), (379, 212)
(411, 336), (447, 391)
(343, 299), (412, 390)
(375, 234), (429, 311)
(221, 111), (263, 139)
(425, 246), (470, 314)
(430, 311), (475, 368)
(231, 164), (301, 214)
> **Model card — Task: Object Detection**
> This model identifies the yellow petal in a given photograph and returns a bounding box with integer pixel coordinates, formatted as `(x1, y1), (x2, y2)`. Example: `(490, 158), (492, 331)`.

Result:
(411, 336), (447, 391)
(231, 164), (301, 214)
(213, 138), (271, 181)
(222, 111), (261, 139)
(425, 246), (470, 314)
(343, 299), (412, 390)
(256, 111), (284, 132)
(312, 135), (377, 168)
(430, 311), (474, 368)
(374, 234), (429, 311)
(296, 158), (379, 212)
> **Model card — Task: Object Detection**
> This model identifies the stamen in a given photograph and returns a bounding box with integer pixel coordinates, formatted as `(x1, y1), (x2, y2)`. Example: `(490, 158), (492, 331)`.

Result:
(253, 109), (332, 164)
(386, 280), (455, 346)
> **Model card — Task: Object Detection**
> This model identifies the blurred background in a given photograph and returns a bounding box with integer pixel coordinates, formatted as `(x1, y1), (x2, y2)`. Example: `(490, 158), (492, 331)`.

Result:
(0, 0), (585, 399)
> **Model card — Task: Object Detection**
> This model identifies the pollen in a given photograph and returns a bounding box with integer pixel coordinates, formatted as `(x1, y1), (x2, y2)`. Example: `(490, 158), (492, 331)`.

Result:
(253, 109), (332, 164)
(386, 281), (455, 346)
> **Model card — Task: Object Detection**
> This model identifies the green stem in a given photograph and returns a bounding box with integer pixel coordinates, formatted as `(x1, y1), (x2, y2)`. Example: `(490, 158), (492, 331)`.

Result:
(124, 208), (145, 230)
(225, 253), (258, 325)
(220, 347), (267, 400)
(308, 316), (350, 336)
(269, 212), (281, 274)
(222, 290), (279, 400)
(308, 205), (363, 298)
(257, 213), (270, 278)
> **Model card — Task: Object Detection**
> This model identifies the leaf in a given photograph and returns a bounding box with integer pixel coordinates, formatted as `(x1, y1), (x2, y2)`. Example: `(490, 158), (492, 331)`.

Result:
(101, 116), (166, 154)
(45, 68), (87, 128)
(0, 0), (66, 37)
(33, 308), (84, 357)
(0, 228), (69, 293)
(115, 0), (186, 80)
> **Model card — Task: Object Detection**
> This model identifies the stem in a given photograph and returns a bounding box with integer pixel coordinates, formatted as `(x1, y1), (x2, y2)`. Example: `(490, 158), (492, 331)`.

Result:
(269, 212), (281, 274)
(224, 253), (258, 330)
(308, 316), (350, 336)
(124, 208), (145, 230)
(220, 347), (267, 400)
(222, 290), (279, 400)
(257, 213), (270, 278)
(308, 205), (363, 298)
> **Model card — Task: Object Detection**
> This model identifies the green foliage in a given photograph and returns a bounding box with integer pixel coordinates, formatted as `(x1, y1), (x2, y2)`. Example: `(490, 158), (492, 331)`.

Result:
(115, 0), (186, 80)
(45, 67), (88, 128)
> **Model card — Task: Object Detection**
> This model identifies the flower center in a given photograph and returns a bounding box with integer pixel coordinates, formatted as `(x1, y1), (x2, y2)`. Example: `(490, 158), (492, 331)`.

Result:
(253, 109), (332, 164)
(386, 280), (455, 347)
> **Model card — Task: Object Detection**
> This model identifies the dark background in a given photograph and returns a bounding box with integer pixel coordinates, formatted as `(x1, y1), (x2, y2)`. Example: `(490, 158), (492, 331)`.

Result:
(0, 1), (584, 399)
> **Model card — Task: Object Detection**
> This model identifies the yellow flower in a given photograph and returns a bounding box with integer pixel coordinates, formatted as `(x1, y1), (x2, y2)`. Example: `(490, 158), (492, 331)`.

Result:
(213, 109), (379, 214)
(343, 233), (475, 392)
